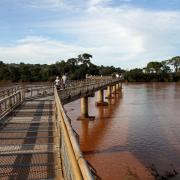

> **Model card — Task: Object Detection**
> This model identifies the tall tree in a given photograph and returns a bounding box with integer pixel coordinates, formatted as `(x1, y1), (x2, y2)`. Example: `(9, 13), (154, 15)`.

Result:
(77, 53), (92, 66)
(146, 61), (163, 73)
(168, 56), (180, 72)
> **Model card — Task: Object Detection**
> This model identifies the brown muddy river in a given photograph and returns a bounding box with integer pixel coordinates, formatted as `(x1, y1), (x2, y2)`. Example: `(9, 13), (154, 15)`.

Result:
(65, 83), (180, 180)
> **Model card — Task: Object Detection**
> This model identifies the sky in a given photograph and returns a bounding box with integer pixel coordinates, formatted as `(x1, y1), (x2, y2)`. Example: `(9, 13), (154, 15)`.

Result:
(0, 0), (180, 69)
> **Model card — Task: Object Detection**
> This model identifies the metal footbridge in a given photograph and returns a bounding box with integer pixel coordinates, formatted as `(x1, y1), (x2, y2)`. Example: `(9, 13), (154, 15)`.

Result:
(0, 77), (122, 180)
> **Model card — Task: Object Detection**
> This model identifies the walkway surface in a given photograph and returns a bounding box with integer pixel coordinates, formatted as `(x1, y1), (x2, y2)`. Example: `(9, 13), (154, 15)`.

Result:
(0, 97), (62, 180)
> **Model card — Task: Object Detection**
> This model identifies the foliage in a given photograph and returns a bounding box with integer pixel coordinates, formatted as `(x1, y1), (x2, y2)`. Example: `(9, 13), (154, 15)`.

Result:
(0, 54), (122, 82)
(125, 58), (180, 82)
(0, 55), (180, 82)
(146, 61), (162, 73)
(168, 56), (180, 72)
(124, 68), (146, 82)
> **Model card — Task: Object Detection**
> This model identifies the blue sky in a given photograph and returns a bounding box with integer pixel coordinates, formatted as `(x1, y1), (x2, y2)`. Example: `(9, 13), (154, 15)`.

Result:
(0, 0), (180, 69)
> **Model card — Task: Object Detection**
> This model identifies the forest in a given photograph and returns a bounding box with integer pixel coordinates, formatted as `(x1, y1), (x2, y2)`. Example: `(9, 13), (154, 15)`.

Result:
(0, 53), (179, 82)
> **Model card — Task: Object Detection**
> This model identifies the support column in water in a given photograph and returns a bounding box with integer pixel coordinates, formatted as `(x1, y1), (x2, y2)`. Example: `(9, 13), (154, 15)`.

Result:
(120, 82), (122, 90)
(106, 85), (113, 99)
(116, 83), (119, 91)
(96, 89), (108, 106)
(116, 83), (122, 92)
(81, 96), (89, 118)
(112, 85), (116, 94)
(77, 96), (95, 120)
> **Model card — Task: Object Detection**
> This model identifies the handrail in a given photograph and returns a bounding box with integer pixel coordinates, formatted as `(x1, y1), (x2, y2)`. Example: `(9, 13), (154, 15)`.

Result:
(0, 85), (54, 119)
(54, 77), (121, 179)
(0, 90), (22, 119)
(0, 84), (53, 99)
(54, 87), (94, 180)
(0, 86), (21, 99)
(59, 77), (121, 104)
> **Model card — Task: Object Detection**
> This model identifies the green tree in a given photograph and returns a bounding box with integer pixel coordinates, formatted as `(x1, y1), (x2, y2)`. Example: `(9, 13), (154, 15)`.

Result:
(124, 68), (145, 82)
(168, 56), (180, 72)
(77, 53), (92, 66)
(161, 60), (171, 73)
(40, 65), (50, 81)
(67, 58), (78, 66)
(19, 63), (32, 81)
(146, 61), (163, 73)
(8, 65), (20, 81)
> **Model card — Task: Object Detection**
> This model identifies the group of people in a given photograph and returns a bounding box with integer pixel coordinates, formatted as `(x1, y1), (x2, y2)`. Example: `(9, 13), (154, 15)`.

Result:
(54, 74), (68, 90)
(112, 73), (123, 79)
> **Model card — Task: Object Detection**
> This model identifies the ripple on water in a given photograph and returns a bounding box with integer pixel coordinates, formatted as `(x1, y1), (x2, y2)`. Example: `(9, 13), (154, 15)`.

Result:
(65, 83), (180, 180)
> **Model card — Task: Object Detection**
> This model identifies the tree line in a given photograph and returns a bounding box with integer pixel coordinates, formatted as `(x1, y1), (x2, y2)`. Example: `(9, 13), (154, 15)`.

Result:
(0, 53), (124, 82)
(0, 54), (179, 82)
(124, 56), (180, 82)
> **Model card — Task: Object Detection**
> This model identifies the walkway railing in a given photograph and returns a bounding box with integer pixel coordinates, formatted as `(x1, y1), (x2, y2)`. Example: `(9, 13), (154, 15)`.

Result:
(54, 77), (121, 179)
(60, 77), (121, 104)
(0, 86), (21, 99)
(22, 85), (54, 99)
(0, 83), (53, 99)
(0, 85), (53, 119)
(54, 88), (95, 180)
(0, 90), (22, 119)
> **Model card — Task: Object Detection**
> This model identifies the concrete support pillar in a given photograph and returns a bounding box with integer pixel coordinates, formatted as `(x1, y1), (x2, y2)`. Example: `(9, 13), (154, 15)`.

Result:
(115, 83), (122, 93)
(116, 83), (119, 91)
(96, 89), (108, 106)
(81, 97), (89, 118)
(119, 82), (122, 90)
(77, 96), (95, 120)
(106, 85), (112, 98)
(98, 89), (104, 102)
(112, 85), (116, 94)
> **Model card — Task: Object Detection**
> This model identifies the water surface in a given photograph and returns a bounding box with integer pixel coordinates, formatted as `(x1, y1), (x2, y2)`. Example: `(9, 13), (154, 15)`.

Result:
(65, 83), (180, 179)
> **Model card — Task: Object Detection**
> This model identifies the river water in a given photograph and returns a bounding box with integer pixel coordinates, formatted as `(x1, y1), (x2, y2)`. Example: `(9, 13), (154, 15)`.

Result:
(65, 83), (180, 180)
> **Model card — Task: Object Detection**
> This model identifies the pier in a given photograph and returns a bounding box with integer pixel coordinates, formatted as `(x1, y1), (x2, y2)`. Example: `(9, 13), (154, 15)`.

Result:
(0, 77), (122, 180)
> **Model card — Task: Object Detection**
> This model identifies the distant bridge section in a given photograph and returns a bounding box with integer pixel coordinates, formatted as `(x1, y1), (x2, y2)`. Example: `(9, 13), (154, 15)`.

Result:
(60, 77), (121, 104)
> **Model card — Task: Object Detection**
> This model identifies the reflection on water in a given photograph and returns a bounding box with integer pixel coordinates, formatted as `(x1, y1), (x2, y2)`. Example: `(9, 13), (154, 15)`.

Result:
(65, 83), (180, 180)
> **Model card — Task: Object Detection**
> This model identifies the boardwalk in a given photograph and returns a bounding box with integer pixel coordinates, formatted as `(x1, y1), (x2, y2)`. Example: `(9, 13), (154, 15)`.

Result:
(0, 97), (62, 180)
(0, 77), (122, 180)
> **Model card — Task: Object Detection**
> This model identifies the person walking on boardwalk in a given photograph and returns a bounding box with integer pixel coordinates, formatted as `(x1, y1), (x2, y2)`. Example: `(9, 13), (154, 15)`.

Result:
(54, 76), (61, 90)
(62, 74), (67, 89)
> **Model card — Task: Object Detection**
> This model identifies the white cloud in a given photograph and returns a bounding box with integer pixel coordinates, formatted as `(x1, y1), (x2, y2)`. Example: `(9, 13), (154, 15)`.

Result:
(88, 0), (112, 7)
(0, 36), (93, 64)
(28, 0), (87, 10)
(1, 1), (180, 68)
(36, 5), (180, 67)
(29, 0), (64, 9)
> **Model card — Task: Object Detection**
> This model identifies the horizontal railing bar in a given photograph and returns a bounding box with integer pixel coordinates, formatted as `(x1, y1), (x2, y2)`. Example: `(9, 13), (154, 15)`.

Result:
(0, 129), (55, 132)
(0, 163), (55, 168)
(0, 126), (54, 129)
(0, 123), (54, 126)
(0, 151), (54, 156)
(0, 151), (54, 155)
(0, 90), (21, 100)
(0, 143), (54, 147)
(0, 136), (54, 140)
(1, 152), (53, 157)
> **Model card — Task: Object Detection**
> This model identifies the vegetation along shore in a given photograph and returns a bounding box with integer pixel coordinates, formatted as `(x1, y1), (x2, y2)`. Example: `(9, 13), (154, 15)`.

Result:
(0, 54), (179, 82)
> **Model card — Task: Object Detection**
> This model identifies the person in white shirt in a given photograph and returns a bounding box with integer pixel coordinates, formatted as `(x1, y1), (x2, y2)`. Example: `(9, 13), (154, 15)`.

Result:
(62, 74), (67, 89)
(54, 76), (61, 90)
